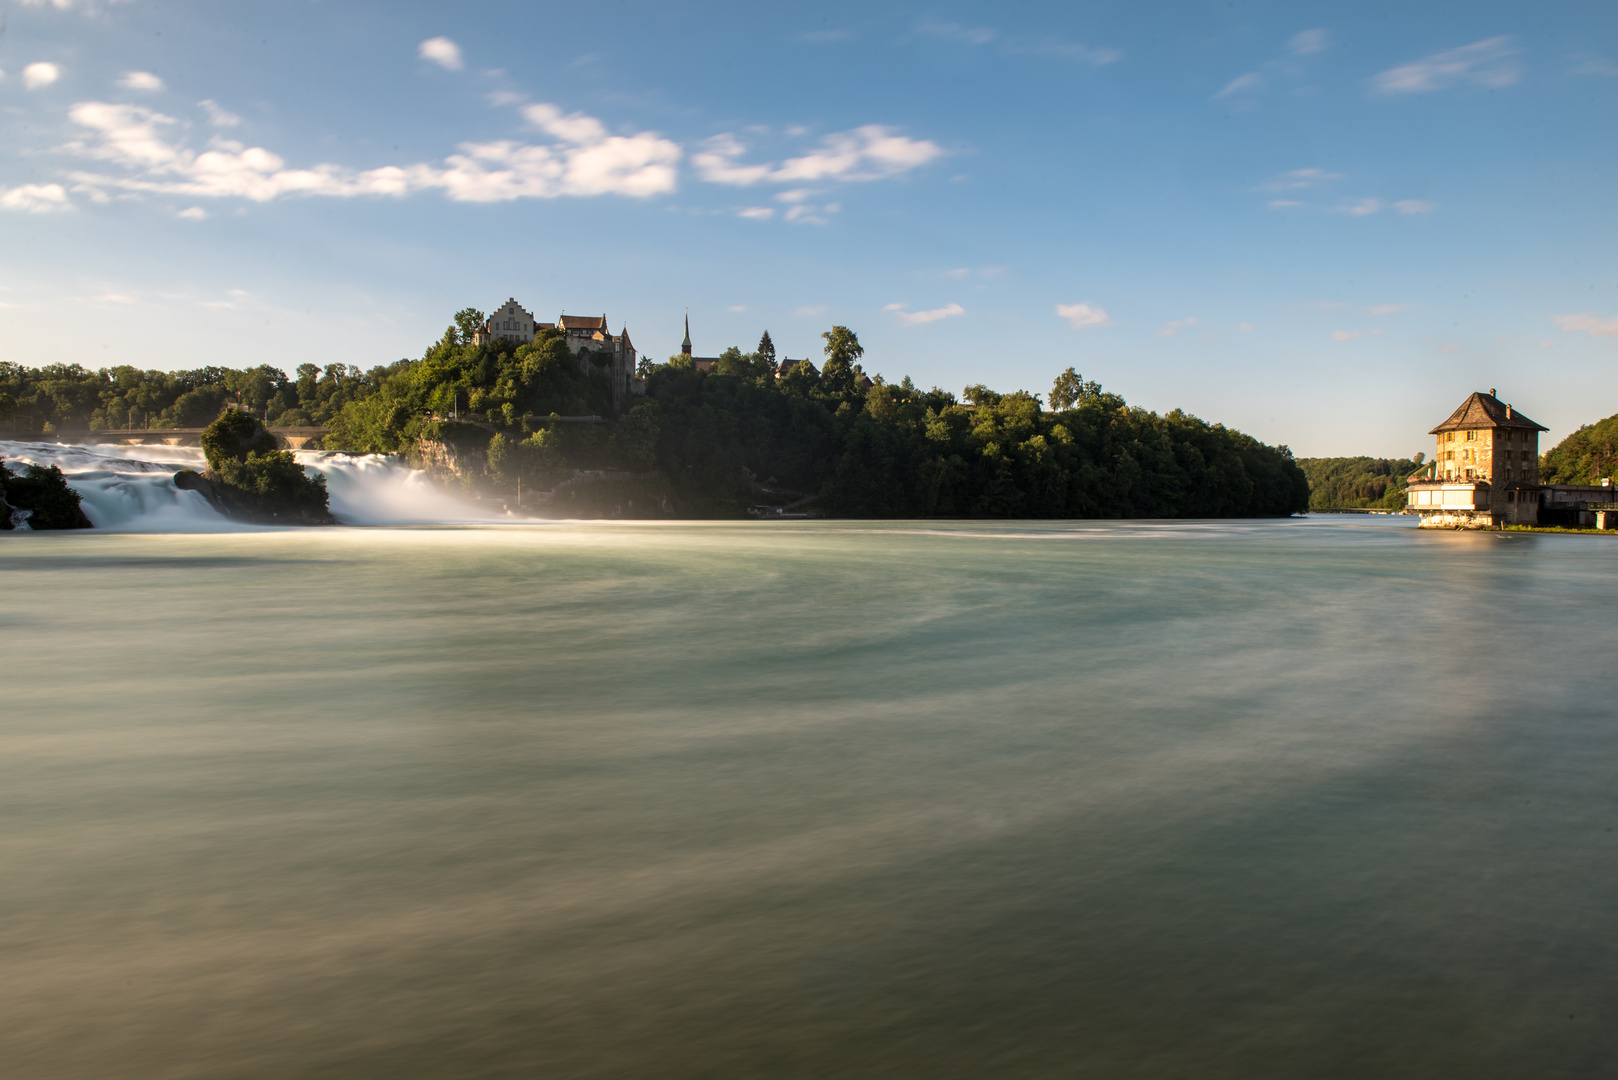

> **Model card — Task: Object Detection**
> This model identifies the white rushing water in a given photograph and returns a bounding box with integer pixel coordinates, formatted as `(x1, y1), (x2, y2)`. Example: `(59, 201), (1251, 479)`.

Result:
(0, 440), (504, 529)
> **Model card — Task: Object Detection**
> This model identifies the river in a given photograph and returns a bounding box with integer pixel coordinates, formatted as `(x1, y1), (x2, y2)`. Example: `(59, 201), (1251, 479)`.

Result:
(3, 442), (1617, 1077)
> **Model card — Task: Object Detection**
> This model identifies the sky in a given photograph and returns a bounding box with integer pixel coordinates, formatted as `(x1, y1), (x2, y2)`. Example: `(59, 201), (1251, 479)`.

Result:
(1, 0), (1614, 456)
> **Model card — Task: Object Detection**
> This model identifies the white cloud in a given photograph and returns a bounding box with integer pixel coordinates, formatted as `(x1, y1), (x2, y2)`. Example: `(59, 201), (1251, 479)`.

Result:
(1367, 303), (1413, 315)
(1217, 72), (1263, 98)
(694, 126), (944, 187)
(1236, 322), (1255, 332)
(1333, 197), (1381, 216)
(1393, 199), (1435, 214)
(884, 302), (965, 326)
(177, 206), (207, 220)
(487, 90), (526, 107)
(916, 20), (1118, 65)
(1540, 339), (1556, 348)
(118, 71), (164, 92)
(1440, 343), (1462, 353)
(775, 187), (814, 203)
(61, 99), (681, 203)
(1373, 37), (1520, 94)
(1289, 29), (1329, 56)
(1257, 167), (1342, 192)
(23, 62), (61, 89)
(737, 206), (774, 220)
(419, 37), (464, 71)
(1572, 55), (1618, 77)
(1158, 317), (1197, 337)
(794, 305), (827, 318)
(1056, 303), (1112, 329)
(0, 183), (73, 213)
(1332, 330), (1362, 342)
(726, 305), (748, 312)
(198, 99), (241, 127)
(783, 200), (840, 225)
(1552, 312), (1618, 338)
(1267, 199), (1303, 208)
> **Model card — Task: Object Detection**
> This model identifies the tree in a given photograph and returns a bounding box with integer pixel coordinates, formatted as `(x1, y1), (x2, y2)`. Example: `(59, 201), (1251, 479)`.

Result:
(454, 308), (486, 345)
(757, 330), (776, 366)
(820, 325), (863, 397)
(1049, 367), (1104, 411)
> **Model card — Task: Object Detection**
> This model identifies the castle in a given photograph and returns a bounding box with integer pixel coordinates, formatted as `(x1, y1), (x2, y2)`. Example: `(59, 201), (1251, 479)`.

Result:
(1405, 389), (1618, 528)
(472, 299), (638, 411)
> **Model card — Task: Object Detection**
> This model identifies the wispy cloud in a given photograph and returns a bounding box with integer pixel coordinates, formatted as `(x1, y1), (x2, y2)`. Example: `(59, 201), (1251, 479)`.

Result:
(418, 37), (464, 71)
(1393, 199), (1435, 214)
(1289, 29), (1329, 56)
(914, 20), (1119, 65)
(1257, 167), (1342, 192)
(694, 126), (944, 187)
(1367, 303), (1413, 315)
(797, 28), (852, 44)
(1571, 55), (1618, 77)
(57, 99), (682, 206)
(177, 206), (207, 220)
(1217, 72), (1264, 98)
(736, 206), (774, 220)
(884, 302), (965, 326)
(1216, 29), (1329, 105)
(0, 183), (73, 213)
(23, 62), (61, 89)
(1332, 197), (1381, 216)
(198, 99), (241, 127)
(1332, 329), (1385, 342)
(118, 71), (164, 92)
(1552, 312), (1618, 338)
(793, 305), (827, 318)
(1372, 36), (1520, 94)
(1056, 302), (1112, 329)
(1157, 317), (1196, 337)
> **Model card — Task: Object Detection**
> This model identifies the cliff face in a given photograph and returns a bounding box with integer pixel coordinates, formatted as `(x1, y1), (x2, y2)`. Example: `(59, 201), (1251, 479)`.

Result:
(413, 438), (486, 485)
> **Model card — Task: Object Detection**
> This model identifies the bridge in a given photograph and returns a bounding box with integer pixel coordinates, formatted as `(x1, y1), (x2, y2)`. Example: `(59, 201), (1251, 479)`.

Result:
(87, 427), (330, 449)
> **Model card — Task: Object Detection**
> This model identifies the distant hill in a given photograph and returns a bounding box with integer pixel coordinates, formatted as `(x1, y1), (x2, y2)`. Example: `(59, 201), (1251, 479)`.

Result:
(1541, 413), (1618, 484)
(1296, 455), (1425, 510)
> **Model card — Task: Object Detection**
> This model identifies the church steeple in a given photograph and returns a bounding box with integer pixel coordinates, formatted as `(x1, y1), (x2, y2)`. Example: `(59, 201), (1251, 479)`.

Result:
(681, 311), (692, 356)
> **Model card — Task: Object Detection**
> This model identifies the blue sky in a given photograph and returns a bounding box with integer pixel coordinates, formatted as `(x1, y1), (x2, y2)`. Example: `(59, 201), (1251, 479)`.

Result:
(2, 0), (1614, 456)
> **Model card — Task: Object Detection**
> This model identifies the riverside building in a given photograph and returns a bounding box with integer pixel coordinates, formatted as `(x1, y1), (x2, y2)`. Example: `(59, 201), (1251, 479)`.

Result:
(1406, 389), (1618, 528)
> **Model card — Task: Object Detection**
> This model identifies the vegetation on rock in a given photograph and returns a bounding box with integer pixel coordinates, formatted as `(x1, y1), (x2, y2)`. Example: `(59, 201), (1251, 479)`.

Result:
(198, 412), (331, 523)
(0, 456), (91, 529)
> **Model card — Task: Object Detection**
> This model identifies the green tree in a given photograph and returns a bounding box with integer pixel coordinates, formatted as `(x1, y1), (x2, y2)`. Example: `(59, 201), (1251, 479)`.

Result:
(454, 308), (486, 345)
(820, 326), (863, 397)
(757, 330), (776, 367)
(1049, 367), (1103, 411)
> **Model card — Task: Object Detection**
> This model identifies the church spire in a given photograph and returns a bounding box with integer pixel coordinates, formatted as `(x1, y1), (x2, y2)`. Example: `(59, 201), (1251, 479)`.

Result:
(681, 311), (692, 355)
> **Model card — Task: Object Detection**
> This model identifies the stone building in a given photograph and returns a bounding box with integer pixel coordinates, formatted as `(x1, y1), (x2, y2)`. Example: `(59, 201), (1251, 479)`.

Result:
(473, 299), (551, 345)
(471, 299), (637, 412)
(558, 314), (637, 412)
(1406, 389), (1618, 528)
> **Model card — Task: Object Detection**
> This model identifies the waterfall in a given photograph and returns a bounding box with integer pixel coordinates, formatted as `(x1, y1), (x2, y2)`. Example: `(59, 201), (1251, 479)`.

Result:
(0, 440), (505, 530)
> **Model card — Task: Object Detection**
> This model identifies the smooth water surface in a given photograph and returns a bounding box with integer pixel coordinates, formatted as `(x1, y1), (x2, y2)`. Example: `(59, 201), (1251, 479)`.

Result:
(4, 518), (1618, 1077)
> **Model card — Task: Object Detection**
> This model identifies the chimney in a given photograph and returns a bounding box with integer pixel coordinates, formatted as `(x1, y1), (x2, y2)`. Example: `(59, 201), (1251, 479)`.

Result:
(1490, 387), (1497, 397)
(1506, 404), (1513, 419)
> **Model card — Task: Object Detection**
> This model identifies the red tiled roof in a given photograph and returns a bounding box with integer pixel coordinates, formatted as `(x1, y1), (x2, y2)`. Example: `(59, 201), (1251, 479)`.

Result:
(560, 314), (607, 330)
(1430, 391), (1547, 434)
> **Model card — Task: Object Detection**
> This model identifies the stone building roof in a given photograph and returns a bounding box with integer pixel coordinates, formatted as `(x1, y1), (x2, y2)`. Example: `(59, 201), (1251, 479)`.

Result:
(1429, 390), (1548, 434)
(560, 314), (608, 331)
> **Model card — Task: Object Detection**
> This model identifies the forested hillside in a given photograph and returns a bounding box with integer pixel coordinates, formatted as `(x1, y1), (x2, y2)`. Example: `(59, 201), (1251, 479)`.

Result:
(1540, 412), (1618, 484)
(1295, 455), (1425, 510)
(0, 318), (1309, 519)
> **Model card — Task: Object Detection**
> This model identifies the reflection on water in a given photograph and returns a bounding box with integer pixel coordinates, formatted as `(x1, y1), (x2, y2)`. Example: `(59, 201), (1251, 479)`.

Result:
(4, 519), (1618, 1078)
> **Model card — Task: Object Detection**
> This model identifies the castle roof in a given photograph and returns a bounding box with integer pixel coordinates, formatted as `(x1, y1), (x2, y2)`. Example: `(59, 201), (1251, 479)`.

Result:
(1429, 390), (1548, 434)
(560, 314), (607, 331)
